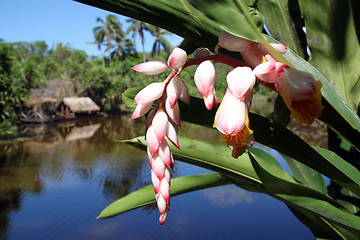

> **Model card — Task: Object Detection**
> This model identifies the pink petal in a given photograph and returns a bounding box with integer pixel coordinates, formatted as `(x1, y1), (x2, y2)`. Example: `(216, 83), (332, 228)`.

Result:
(166, 123), (180, 149)
(130, 101), (154, 120)
(227, 67), (255, 98)
(151, 169), (160, 194)
(165, 167), (171, 184)
(194, 60), (215, 97)
(134, 82), (165, 104)
(165, 100), (181, 128)
(203, 93), (214, 110)
(131, 60), (169, 75)
(218, 30), (248, 52)
(152, 154), (166, 180)
(167, 47), (187, 70)
(160, 178), (170, 204)
(158, 140), (172, 168)
(179, 81), (191, 105)
(159, 211), (168, 225)
(214, 90), (246, 135)
(146, 125), (160, 154)
(278, 67), (317, 101)
(270, 43), (287, 53)
(166, 75), (183, 108)
(152, 109), (169, 142)
(157, 194), (167, 215)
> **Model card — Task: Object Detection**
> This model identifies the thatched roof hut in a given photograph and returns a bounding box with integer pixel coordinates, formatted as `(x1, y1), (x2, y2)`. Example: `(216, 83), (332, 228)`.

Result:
(60, 97), (100, 115)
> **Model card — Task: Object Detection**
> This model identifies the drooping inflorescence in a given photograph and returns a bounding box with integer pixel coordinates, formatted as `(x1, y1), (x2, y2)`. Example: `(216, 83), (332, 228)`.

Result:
(130, 31), (323, 224)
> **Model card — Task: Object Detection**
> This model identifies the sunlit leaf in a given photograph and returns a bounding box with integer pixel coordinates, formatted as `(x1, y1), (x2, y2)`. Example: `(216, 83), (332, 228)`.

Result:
(257, 0), (305, 57)
(298, 0), (360, 112)
(281, 153), (327, 194)
(186, 0), (264, 42)
(98, 173), (231, 219)
(278, 194), (360, 235)
(248, 150), (346, 210)
(288, 205), (358, 239)
(249, 151), (360, 235)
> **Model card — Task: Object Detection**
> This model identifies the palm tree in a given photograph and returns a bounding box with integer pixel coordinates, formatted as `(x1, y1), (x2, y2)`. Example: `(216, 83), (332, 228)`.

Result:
(148, 26), (173, 57)
(126, 19), (151, 62)
(90, 29), (106, 67)
(112, 37), (136, 61)
(93, 14), (124, 67)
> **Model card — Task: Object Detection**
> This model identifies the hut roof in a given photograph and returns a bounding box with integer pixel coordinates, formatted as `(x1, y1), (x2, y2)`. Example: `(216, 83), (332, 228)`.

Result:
(62, 97), (100, 112)
(24, 97), (58, 107)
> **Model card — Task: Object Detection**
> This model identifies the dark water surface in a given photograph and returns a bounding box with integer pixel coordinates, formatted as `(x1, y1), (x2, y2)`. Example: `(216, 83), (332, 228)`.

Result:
(0, 116), (314, 240)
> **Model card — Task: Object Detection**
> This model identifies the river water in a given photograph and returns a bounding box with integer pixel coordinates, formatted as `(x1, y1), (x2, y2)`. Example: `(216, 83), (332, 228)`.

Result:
(0, 115), (314, 240)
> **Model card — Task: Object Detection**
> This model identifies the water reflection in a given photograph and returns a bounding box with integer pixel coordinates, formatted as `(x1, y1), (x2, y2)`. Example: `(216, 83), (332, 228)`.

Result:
(0, 115), (314, 240)
(202, 185), (253, 207)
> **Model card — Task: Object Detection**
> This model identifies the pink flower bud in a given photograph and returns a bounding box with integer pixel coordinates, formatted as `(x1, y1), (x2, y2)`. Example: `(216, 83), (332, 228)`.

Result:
(165, 100), (181, 128)
(277, 66), (318, 101)
(134, 82), (165, 104)
(152, 108), (169, 142)
(146, 125), (160, 154)
(167, 47), (187, 70)
(179, 81), (191, 106)
(214, 89), (247, 136)
(157, 194), (167, 215)
(130, 101), (154, 120)
(159, 211), (168, 225)
(166, 75), (183, 108)
(166, 123), (180, 150)
(226, 67), (256, 99)
(158, 140), (173, 168)
(195, 60), (216, 96)
(218, 30), (248, 52)
(270, 43), (287, 53)
(131, 60), (169, 75)
(253, 55), (278, 83)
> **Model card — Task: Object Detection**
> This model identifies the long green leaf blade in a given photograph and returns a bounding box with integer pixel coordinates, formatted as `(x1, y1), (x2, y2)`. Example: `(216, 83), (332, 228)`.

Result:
(98, 173), (230, 219)
(298, 0), (360, 112)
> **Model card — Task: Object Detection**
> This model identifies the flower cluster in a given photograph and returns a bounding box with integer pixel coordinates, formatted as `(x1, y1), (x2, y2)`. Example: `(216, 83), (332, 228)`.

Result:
(130, 31), (323, 224)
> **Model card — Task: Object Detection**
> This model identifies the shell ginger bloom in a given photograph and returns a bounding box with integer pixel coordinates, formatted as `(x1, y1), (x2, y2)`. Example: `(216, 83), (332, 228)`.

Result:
(254, 55), (323, 125)
(214, 67), (255, 158)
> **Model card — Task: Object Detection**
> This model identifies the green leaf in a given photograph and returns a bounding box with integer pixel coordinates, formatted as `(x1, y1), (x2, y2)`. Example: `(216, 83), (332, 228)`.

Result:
(257, 0), (305, 57)
(249, 151), (360, 235)
(186, 0), (264, 42)
(288, 205), (358, 239)
(98, 173), (231, 219)
(128, 136), (264, 191)
(278, 194), (360, 236)
(281, 153), (327, 194)
(122, 87), (141, 109)
(248, 150), (347, 210)
(298, 0), (360, 112)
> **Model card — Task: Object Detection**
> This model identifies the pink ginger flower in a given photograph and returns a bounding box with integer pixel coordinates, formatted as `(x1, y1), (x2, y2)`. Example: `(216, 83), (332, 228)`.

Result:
(214, 67), (255, 158)
(145, 106), (179, 225)
(253, 55), (323, 125)
(194, 60), (218, 110)
(131, 47), (188, 225)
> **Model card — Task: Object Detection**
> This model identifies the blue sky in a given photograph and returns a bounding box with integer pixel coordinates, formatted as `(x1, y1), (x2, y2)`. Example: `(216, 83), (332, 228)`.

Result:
(0, 0), (183, 57)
